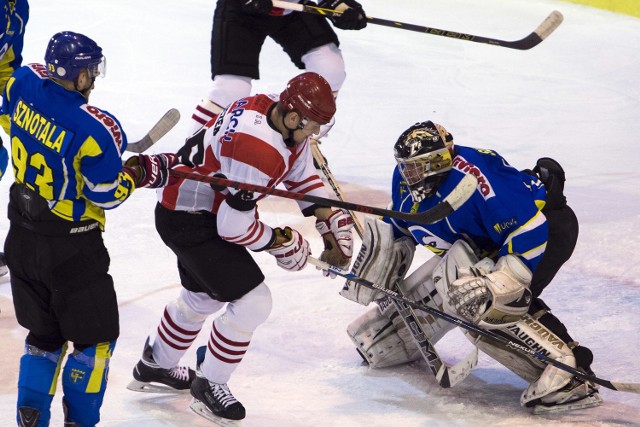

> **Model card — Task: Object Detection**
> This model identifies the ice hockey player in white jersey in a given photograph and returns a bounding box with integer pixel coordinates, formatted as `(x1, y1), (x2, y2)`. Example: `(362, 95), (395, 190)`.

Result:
(128, 72), (354, 424)
(342, 121), (602, 414)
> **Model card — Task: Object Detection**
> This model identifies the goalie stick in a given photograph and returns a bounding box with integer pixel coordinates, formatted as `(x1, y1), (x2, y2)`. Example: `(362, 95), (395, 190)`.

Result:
(272, 0), (563, 51)
(170, 169), (478, 225)
(309, 257), (640, 395)
(126, 108), (181, 153)
(309, 140), (477, 388)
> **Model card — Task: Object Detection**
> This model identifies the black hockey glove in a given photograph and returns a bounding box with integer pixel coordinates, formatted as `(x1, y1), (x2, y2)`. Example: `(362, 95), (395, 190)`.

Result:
(241, 0), (273, 15)
(124, 153), (179, 189)
(319, 0), (367, 30)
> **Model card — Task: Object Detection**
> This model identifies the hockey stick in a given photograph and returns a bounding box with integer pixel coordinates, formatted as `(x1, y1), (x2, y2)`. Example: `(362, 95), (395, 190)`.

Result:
(272, 0), (563, 51)
(126, 108), (181, 153)
(308, 257), (640, 394)
(170, 169), (478, 225)
(309, 140), (477, 388)
(309, 140), (364, 232)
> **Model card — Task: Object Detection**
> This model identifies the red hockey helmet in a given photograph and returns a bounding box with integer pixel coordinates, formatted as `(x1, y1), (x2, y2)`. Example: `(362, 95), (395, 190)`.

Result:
(279, 72), (336, 125)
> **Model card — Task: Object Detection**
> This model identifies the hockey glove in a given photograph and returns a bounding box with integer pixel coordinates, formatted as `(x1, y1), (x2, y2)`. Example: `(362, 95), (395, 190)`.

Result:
(124, 153), (179, 188)
(241, 0), (273, 15)
(315, 209), (354, 276)
(319, 0), (367, 30)
(447, 255), (532, 328)
(266, 227), (310, 272)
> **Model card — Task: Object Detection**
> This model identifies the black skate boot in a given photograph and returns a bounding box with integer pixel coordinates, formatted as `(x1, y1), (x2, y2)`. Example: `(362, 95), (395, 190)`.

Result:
(190, 374), (246, 423)
(18, 407), (40, 427)
(127, 337), (195, 393)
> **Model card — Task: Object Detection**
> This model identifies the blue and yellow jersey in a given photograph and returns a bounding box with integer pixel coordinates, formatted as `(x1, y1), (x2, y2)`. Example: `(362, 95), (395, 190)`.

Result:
(2, 63), (136, 228)
(0, 0), (29, 135)
(386, 145), (548, 272)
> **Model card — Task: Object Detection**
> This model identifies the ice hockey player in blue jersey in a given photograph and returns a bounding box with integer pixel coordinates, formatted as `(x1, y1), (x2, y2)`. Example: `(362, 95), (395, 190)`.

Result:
(343, 121), (602, 414)
(0, 0), (29, 277)
(0, 0), (29, 138)
(1, 31), (179, 427)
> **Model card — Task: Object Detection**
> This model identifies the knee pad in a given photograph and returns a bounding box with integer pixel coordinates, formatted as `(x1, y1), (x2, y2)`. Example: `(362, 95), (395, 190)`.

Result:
(175, 288), (224, 323)
(301, 43), (346, 91)
(17, 342), (67, 427)
(223, 282), (272, 333)
(206, 74), (252, 110)
(62, 341), (116, 427)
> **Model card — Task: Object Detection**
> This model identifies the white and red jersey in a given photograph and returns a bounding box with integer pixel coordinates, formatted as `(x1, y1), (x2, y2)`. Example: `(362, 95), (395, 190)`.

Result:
(158, 94), (328, 251)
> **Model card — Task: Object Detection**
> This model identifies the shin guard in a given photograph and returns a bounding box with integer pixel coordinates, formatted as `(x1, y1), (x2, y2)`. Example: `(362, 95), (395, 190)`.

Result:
(62, 341), (116, 426)
(17, 342), (67, 427)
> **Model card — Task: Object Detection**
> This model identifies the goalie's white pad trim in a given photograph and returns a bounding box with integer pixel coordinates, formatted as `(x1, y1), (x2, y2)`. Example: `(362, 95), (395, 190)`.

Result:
(340, 217), (415, 305)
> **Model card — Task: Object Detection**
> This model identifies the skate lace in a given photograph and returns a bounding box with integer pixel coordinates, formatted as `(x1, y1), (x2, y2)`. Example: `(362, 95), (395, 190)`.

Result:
(212, 383), (239, 408)
(168, 366), (191, 381)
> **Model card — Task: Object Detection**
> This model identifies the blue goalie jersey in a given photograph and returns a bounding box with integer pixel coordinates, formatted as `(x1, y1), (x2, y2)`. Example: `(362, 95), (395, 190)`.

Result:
(387, 145), (548, 272)
(2, 63), (136, 227)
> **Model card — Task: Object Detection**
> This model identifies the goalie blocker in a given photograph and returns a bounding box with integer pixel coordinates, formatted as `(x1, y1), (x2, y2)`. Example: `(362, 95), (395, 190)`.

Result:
(344, 220), (601, 413)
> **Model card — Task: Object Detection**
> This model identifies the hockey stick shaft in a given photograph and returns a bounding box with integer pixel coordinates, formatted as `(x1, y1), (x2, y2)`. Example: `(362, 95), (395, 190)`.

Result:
(126, 108), (181, 153)
(309, 142), (476, 388)
(272, 1), (563, 50)
(169, 169), (477, 225)
(308, 257), (640, 394)
(309, 140), (364, 235)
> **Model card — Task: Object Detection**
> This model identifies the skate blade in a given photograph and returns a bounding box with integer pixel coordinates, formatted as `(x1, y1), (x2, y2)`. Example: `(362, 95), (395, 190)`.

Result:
(189, 398), (243, 426)
(533, 393), (603, 414)
(126, 379), (190, 394)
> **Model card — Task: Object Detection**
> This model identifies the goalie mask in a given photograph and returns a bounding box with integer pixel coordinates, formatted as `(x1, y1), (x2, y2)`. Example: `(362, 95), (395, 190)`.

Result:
(394, 121), (454, 202)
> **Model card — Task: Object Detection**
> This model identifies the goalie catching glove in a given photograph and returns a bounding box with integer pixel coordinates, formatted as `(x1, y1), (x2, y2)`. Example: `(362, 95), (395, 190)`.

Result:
(266, 227), (310, 272)
(444, 254), (533, 328)
(315, 209), (354, 275)
(124, 153), (179, 188)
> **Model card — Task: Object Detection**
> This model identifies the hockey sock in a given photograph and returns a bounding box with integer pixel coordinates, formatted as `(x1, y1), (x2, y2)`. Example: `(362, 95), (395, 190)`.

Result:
(61, 341), (115, 426)
(17, 342), (67, 427)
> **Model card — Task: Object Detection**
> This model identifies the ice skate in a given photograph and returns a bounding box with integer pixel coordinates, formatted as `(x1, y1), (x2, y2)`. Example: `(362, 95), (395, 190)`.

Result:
(127, 337), (195, 393)
(18, 407), (40, 427)
(190, 374), (245, 425)
(533, 377), (603, 414)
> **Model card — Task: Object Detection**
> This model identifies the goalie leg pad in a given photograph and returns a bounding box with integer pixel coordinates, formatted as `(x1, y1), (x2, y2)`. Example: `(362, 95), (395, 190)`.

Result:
(340, 217), (415, 306)
(396, 256), (456, 342)
(346, 304), (421, 368)
(463, 330), (545, 383)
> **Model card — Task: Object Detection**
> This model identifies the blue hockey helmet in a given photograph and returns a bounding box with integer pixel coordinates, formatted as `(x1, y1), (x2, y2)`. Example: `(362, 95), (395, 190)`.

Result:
(45, 31), (106, 81)
(394, 121), (454, 202)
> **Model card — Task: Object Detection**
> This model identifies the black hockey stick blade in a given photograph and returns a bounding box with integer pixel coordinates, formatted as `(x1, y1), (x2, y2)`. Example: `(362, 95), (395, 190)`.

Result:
(170, 169), (478, 225)
(127, 108), (181, 153)
(272, 0), (563, 50)
(309, 257), (640, 395)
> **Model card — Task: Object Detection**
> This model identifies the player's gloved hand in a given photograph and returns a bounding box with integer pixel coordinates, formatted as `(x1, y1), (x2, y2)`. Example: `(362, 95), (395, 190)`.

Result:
(319, 0), (367, 30)
(124, 153), (179, 188)
(315, 209), (354, 277)
(241, 0), (273, 15)
(266, 227), (310, 271)
(447, 255), (532, 328)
